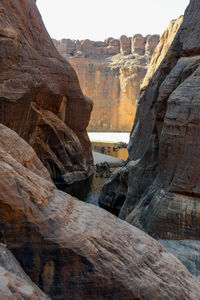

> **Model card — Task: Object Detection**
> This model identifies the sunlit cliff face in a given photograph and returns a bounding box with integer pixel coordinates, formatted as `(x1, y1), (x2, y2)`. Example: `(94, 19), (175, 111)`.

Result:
(53, 35), (160, 132)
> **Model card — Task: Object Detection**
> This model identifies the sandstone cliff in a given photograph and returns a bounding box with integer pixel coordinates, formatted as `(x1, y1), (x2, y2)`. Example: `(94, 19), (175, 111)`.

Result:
(0, 0), (93, 184)
(1, 123), (200, 299)
(53, 35), (159, 131)
(142, 16), (183, 89)
(100, 0), (200, 240)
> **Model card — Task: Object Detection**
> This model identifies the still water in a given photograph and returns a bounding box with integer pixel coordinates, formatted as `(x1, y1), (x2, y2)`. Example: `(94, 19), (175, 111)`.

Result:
(60, 172), (106, 206)
(88, 132), (130, 143)
(59, 132), (129, 208)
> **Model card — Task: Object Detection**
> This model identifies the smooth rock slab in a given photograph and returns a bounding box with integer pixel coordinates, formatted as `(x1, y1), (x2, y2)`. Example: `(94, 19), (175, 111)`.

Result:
(0, 124), (200, 299)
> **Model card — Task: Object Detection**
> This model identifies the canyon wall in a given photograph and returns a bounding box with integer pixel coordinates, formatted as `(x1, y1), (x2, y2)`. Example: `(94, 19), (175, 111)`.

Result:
(53, 35), (159, 131)
(1, 123), (200, 299)
(0, 0), (93, 184)
(100, 0), (200, 241)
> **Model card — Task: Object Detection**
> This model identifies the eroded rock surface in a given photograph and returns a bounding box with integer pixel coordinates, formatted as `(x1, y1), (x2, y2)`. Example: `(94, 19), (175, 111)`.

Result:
(100, 0), (200, 240)
(0, 245), (49, 300)
(53, 35), (159, 132)
(142, 16), (183, 88)
(0, 0), (93, 184)
(159, 240), (200, 280)
(1, 124), (200, 299)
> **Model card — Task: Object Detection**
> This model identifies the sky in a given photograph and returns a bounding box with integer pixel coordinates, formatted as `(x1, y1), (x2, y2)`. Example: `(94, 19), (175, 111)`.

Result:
(36, 0), (190, 41)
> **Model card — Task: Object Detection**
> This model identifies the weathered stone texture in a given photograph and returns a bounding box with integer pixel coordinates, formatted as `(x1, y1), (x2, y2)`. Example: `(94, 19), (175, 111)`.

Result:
(0, 246), (49, 300)
(69, 54), (147, 131)
(53, 35), (160, 132)
(142, 16), (183, 88)
(100, 0), (200, 241)
(0, 0), (93, 184)
(1, 124), (200, 299)
(132, 34), (145, 55)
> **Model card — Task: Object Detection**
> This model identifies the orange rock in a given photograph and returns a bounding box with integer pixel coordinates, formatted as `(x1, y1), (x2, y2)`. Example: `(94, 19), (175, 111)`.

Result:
(119, 35), (131, 55)
(132, 34), (145, 55)
(54, 35), (159, 132)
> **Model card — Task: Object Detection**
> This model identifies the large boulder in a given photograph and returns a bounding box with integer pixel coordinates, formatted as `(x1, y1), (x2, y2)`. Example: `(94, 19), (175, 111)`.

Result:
(0, 123), (200, 299)
(100, 0), (200, 240)
(0, 0), (93, 184)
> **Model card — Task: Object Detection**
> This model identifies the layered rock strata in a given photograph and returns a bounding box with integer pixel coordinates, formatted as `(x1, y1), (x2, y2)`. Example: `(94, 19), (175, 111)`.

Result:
(0, 0), (93, 184)
(0, 245), (49, 299)
(53, 35), (159, 132)
(1, 124), (200, 299)
(53, 35), (160, 57)
(100, 0), (200, 241)
(99, 16), (183, 216)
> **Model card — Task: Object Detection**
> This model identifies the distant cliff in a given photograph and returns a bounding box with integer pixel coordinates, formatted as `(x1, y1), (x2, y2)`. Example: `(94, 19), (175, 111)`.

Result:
(53, 35), (159, 132)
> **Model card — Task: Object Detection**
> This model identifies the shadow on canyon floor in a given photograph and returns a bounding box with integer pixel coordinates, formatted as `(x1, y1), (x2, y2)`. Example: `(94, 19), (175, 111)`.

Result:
(57, 141), (128, 216)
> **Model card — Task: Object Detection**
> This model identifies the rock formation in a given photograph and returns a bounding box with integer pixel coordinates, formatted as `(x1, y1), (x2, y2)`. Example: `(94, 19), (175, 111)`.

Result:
(0, 245), (49, 299)
(53, 35), (159, 132)
(142, 16), (183, 88)
(1, 123), (200, 299)
(53, 35), (159, 58)
(99, 15), (183, 216)
(100, 0), (200, 241)
(0, 0), (93, 184)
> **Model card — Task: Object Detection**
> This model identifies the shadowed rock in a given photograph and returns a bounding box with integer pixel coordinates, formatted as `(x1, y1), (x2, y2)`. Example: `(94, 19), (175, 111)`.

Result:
(121, 0), (200, 240)
(0, 245), (49, 299)
(0, 0), (93, 184)
(1, 123), (200, 299)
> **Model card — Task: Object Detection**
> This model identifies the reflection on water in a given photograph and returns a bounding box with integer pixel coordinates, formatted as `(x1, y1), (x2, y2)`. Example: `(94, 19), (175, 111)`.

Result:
(58, 137), (128, 216)
(59, 169), (120, 215)
(59, 171), (107, 207)
(92, 142), (128, 161)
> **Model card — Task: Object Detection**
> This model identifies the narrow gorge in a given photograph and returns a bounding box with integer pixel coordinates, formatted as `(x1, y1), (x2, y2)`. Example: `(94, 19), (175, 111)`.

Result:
(0, 0), (200, 299)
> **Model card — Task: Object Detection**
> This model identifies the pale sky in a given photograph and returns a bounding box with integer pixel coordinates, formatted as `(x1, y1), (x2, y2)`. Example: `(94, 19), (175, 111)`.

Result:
(36, 0), (190, 41)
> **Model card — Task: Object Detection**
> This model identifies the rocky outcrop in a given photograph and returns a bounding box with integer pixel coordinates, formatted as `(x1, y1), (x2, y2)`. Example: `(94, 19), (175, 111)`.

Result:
(69, 54), (148, 131)
(1, 124), (200, 299)
(99, 16), (182, 214)
(0, 0), (93, 184)
(53, 35), (159, 58)
(142, 16), (183, 88)
(100, 0), (200, 240)
(0, 245), (49, 299)
(53, 35), (159, 132)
